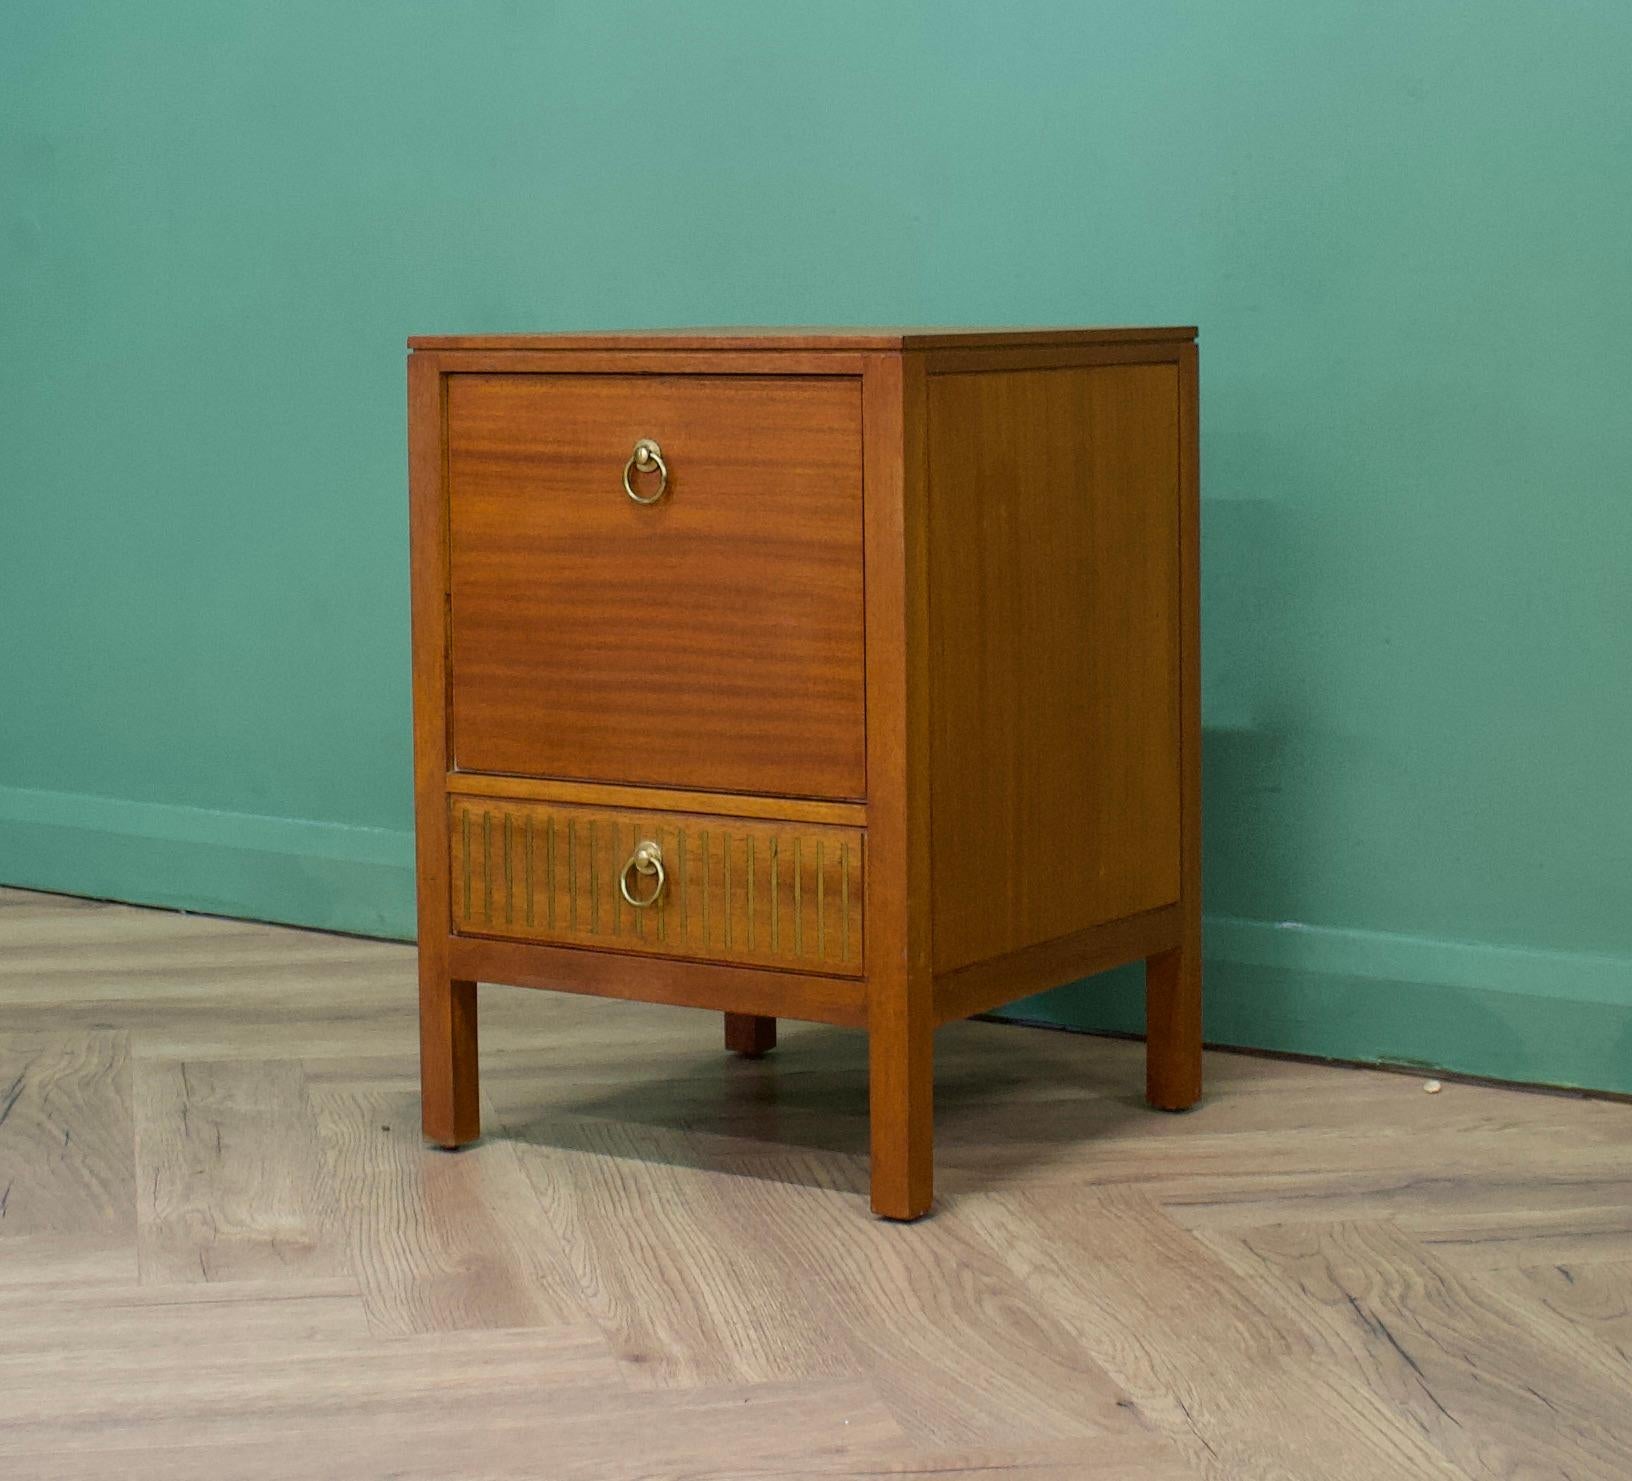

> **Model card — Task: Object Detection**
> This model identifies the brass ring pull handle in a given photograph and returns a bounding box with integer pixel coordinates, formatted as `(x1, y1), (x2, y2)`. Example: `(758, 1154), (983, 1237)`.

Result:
(622, 438), (668, 504)
(618, 839), (666, 908)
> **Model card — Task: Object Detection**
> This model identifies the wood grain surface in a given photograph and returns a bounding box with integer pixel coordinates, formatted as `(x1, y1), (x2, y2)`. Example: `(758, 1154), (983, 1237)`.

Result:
(1145, 338), (1204, 1113)
(925, 362), (1183, 975)
(445, 773), (866, 827)
(446, 373), (867, 799)
(446, 931), (867, 1026)
(135, 1058), (345, 1284)
(859, 350), (935, 1220)
(0, 1029), (133, 1240)
(411, 326), (1198, 352)
(408, 348), (478, 1150)
(5, 886), (1631, 1478)
(447, 794), (865, 976)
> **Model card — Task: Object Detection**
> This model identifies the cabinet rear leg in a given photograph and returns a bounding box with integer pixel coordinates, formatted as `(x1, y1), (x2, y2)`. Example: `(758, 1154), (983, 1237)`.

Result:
(1145, 941), (1202, 1111)
(724, 1013), (777, 1057)
(421, 971), (480, 1147)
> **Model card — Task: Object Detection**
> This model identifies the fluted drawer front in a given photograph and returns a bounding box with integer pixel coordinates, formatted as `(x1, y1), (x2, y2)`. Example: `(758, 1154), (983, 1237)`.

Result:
(449, 796), (864, 977)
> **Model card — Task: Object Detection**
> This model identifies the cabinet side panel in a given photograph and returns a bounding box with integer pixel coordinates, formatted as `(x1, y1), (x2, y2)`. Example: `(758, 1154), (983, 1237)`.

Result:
(928, 363), (1183, 975)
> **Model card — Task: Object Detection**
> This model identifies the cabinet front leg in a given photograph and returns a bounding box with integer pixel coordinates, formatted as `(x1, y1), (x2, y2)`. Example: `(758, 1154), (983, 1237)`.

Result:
(1145, 940), (1202, 1111)
(421, 971), (480, 1147)
(868, 1003), (933, 1220)
(724, 1013), (777, 1057)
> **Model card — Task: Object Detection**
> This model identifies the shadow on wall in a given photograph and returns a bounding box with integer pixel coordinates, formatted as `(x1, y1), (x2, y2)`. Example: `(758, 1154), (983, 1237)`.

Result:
(1001, 490), (1295, 1042)
(995, 714), (1272, 1046)
(995, 488), (1632, 1096)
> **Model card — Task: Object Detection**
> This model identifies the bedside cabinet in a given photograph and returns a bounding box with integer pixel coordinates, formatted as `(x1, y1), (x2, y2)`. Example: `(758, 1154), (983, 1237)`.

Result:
(407, 328), (1200, 1220)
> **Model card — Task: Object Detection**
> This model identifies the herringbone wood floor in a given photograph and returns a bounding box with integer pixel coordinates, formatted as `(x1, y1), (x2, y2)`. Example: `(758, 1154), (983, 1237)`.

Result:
(2, 885), (1629, 1479)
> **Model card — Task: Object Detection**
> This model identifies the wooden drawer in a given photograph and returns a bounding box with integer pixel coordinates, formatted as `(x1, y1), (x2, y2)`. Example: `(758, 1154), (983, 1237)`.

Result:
(449, 794), (865, 977)
(446, 373), (867, 799)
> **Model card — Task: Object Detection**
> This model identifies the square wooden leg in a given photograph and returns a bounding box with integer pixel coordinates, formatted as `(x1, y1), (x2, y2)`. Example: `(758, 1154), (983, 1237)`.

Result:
(868, 1010), (934, 1220)
(420, 970), (480, 1147)
(724, 1012), (777, 1057)
(1145, 940), (1202, 1111)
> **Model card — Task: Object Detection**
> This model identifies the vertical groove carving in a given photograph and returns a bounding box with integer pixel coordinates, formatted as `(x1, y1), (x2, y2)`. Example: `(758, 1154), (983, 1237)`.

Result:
(632, 823), (643, 940)
(817, 839), (826, 961)
(503, 813), (514, 924)
(723, 832), (732, 951)
(841, 839), (850, 963)
(656, 825), (665, 943)
(594, 816), (607, 933)
(462, 808), (472, 919)
(482, 811), (492, 922)
(568, 818), (578, 931)
(524, 816), (534, 927)
(677, 827), (688, 936)
(451, 799), (861, 975)
(770, 836), (780, 953)
(794, 837), (803, 958)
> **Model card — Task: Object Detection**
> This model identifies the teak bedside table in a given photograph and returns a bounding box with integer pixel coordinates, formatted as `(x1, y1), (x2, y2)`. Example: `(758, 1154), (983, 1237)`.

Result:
(408, 327), (1200, 1220)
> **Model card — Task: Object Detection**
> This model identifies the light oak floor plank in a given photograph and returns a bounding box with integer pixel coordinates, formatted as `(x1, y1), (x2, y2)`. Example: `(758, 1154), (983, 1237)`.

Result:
(498, 1112), (865, 1389)
(0, 1277), (370, 1354)
(0, 1231), (136, 1285)
(1497, 1259), (1632, 1369)
(310, 1082), (589, 1335)
(3, 1368), (901, 1480)
(135, 1057), (349, 1283)
(954, 1187), (1466, 1480)
(0, 1030), (134, 1240)
(707, 1161), (1161, 1450)
(1197, 1219), (1632, 1478)
(704, 1437), (1204, 1480)
(1397, 1203), (1632, 1273)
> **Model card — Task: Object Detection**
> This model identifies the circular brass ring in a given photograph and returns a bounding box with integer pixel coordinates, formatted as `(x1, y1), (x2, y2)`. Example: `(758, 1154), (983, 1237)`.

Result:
(619, 840), (666, 908)
(622, 438), (668, 505)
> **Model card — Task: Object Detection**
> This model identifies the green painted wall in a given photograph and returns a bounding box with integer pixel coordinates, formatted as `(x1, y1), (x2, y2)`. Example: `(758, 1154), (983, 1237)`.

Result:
(4, 3), (1629, 1090)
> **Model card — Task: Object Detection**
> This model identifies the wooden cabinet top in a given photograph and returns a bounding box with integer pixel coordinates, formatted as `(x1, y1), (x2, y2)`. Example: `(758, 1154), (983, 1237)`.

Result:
(408, 325), (1196, 353)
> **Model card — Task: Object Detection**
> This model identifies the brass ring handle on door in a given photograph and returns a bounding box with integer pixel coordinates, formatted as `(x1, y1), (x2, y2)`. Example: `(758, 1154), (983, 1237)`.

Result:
(622, 438), (668, 504)
(618, 839), (666, 908)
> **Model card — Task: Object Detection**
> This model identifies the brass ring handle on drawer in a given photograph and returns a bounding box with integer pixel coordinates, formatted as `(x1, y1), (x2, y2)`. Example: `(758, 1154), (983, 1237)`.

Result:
(622, 438), (669, 505)
(618, 840), (666, 908)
